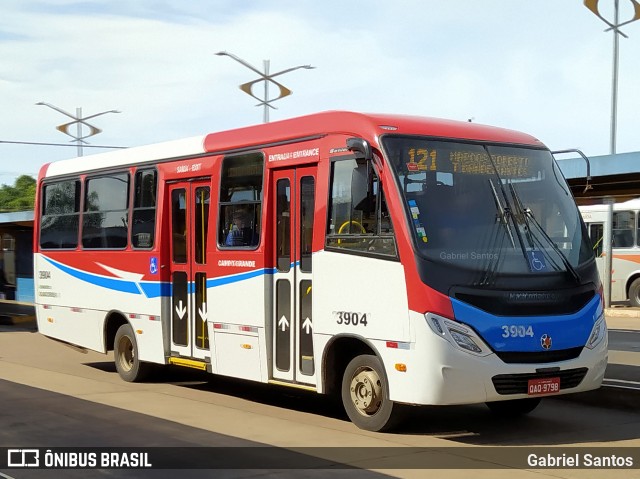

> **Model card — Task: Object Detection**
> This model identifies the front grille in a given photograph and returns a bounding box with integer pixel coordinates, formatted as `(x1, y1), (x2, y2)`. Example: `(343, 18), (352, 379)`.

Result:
(452, 287), (595, 316)
(495, 347), (583, 364)
(492, 367), (588, 395)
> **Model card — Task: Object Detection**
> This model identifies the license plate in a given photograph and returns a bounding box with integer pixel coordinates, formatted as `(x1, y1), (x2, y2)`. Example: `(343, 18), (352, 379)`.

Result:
(527, 377), (560, 396)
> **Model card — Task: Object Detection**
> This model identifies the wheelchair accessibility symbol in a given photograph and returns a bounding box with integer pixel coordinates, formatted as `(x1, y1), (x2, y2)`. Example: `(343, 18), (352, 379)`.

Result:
(526, 250), (547, 273)
(149, 257), (158, 275)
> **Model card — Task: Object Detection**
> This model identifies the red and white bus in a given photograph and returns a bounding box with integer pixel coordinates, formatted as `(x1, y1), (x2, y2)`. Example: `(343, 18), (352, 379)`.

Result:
(34, 111), (607, 431)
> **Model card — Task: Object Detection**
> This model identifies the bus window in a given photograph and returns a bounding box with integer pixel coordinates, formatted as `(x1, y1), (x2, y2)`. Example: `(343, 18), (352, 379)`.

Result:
(218, 153), (263, 249)
(276, 179), (291, 271)
(612, 211), (634, 248)
(172, 189), (187, 264)
(82, 173), (129, 249)
(326, 158), (397, 257)
(40, 180), (81, 249)
(194, 186), (210, 264)
(131, 170), (157, 249)
(588, 223), (604, 257)
(299, 176), (315, 272)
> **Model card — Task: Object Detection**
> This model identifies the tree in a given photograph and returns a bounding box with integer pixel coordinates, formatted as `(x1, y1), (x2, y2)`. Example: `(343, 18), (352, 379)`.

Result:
(0, 175), (36, 212)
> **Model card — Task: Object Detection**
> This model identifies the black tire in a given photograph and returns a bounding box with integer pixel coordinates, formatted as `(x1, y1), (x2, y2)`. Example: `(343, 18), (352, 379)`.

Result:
(628, 278), (640, 307)
(114, 323), (152, 382)
(485, 398), (541, 417)
(341, 354), (404, 432)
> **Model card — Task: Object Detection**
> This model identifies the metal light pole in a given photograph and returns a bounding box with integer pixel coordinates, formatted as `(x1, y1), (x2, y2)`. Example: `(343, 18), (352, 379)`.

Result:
(36, 102), (121, 157)
(584, 0), (640, 154)
(215, 51), (315, 123)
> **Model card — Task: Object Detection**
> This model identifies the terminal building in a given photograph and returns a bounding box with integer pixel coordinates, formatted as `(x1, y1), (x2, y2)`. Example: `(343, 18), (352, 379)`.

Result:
(0, 210), (34, 303)
(557, 151), (640, 206)
(1, 150), (639, 306)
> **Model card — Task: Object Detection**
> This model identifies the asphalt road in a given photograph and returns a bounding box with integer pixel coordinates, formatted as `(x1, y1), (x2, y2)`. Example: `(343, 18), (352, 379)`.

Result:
(0, 321), (639, 478)
(609, 329), (640, 353)
(0, 379), (391, 479)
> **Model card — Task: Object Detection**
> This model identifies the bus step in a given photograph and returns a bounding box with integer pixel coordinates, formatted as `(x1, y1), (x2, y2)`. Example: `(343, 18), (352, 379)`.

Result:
(269, 379), (317, 392)
(168, 357), (209, 371)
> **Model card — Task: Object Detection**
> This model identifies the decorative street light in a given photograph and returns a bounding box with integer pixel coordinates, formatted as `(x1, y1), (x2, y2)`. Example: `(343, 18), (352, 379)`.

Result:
(215, 51), (315, 123)
(36, 102), (121, 157)
(584, 0), (640, 154)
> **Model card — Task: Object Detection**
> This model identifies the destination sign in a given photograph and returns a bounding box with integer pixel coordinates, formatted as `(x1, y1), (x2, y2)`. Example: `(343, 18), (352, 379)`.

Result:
(405, 148), (531, 178)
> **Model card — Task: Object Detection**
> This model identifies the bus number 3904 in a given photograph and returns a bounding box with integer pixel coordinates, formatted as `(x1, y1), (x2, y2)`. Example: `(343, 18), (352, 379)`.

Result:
(501, 325), (534, 338)
(334, 311), (368, 326)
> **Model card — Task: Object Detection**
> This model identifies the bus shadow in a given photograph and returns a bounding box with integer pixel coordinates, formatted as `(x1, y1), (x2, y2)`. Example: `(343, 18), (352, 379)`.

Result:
(84, 361), (349, 420)
(177, 371), (349, 421)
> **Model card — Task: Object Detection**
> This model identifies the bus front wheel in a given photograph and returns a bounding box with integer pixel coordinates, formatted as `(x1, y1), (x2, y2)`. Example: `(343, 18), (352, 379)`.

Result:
(341, 354), (404, 432)
(485, 398), (541, 416)
(114, 323), (151, 382)
(628, 278), (640, 307)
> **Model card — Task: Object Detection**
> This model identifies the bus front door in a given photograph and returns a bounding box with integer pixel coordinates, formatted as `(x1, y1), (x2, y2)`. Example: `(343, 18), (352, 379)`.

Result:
(588, 222), (605, 281)
(169, 180), (211, 362)
(272, 167), (317, 386)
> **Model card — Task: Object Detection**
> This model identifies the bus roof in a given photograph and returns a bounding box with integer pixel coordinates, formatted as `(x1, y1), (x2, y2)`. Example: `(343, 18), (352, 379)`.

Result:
(40, 111), (545, 179)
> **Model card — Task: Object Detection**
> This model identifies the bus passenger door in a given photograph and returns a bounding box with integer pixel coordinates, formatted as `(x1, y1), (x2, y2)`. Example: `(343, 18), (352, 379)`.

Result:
(169, 180), (211, 362)
(271, 167), (317, 386)
(588, 222), (605, 278)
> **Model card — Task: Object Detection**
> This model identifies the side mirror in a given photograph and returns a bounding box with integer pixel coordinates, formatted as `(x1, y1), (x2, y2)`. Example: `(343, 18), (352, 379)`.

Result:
(347, 137), (372, 164)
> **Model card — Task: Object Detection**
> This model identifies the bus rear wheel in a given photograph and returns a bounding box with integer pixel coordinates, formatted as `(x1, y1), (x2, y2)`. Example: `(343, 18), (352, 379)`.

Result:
(341, 354), (403, 432)
(114, 323), (151, 382)
(485, 398), (541, 416)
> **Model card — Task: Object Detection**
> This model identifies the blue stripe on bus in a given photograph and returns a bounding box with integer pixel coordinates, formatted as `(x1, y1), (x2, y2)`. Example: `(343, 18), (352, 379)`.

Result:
(451, 293), (601, 352)
(42, 256), (142, 295)
(41, 256), (277, 298)
(139, 281), (171, 298)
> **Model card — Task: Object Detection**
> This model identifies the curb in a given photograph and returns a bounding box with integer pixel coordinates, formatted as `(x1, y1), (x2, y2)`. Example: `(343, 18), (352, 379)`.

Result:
(605, 307), (640, 318)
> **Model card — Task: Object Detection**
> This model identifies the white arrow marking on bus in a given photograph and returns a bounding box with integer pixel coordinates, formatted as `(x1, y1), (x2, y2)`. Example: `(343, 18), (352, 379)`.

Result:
(96, 262), (146, 294)
(302, 317), (312, 334)
(175, 301), (187, 319)
(278, 315), (289, 332)
(198, 303), (208, 322)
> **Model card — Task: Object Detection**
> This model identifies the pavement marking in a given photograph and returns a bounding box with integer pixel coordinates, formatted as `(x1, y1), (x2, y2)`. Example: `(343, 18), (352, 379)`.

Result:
(603, 378), (640, 387)
(0, 473), (17, 479)
(605, 378), (640, 385)
(602, 383), (640, 391)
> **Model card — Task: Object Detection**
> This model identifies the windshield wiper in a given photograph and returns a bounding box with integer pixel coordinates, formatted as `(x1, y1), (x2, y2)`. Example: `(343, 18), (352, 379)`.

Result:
(489, 175), (532, 271)
(507, 182), (581, 283)
(488, 178), (516, 249)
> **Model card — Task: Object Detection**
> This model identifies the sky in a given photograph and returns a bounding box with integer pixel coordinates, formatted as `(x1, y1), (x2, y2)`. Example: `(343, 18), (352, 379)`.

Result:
(1, 0), (640, 187)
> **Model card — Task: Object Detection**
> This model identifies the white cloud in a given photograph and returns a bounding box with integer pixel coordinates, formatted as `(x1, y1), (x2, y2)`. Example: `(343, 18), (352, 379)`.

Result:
(1, 0), (639, 186)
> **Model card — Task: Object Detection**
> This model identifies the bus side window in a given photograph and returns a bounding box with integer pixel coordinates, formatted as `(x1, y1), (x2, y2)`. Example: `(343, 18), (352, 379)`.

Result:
(131, 170), (157, 249)
(40, 180), (81, 249)
(612, 211), (635, 248)
(326, 158), (397, 257)
(82, 173), (129, 250)
(217, 153), (264, 249)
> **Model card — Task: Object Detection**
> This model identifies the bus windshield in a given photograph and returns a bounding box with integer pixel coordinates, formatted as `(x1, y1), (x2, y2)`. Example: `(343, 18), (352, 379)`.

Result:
(382, 136), (593, 280)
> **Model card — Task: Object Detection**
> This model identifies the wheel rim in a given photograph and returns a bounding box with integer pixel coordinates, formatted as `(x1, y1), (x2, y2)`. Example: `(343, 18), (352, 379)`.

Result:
(349, 366), (383, 416)
(117, 335), (134, 372)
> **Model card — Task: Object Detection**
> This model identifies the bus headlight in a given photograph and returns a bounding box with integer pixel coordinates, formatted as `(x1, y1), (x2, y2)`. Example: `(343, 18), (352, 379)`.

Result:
(585, 313), (606, 350)
(425, 313), (492, 357)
